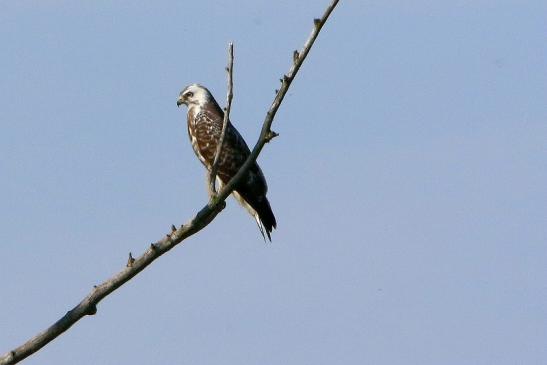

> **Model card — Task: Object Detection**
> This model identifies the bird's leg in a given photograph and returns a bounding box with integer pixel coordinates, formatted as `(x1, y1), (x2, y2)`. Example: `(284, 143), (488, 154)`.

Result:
(206, 170), (218, 199)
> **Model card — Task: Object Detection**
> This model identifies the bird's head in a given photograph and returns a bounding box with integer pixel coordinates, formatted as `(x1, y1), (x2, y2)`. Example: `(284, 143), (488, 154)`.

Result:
(177, 84), (212, 108)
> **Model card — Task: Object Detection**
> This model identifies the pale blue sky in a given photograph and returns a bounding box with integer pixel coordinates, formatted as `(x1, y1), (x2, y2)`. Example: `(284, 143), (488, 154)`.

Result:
(1, 1), (546, 364)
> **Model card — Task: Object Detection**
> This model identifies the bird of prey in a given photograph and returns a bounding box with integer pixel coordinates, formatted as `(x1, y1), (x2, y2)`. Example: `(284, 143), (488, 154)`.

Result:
(177, 84), (276, 240)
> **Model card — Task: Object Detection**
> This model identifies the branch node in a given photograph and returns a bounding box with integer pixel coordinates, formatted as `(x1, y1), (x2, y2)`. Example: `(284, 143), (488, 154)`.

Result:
(314, 18), (321, 27)
(209, 195), (226, 210)
(275, 89), (279, 94)
(171, 224), (177, 233)
(265, 130), (279, 143)
(86, 304), (97, 316)
(126, 252), (135, 267)
(293, 50), (299, 63)
(150, 243), (157, 250)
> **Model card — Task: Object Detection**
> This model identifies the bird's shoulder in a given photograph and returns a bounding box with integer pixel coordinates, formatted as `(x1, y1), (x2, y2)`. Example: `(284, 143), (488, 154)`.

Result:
(194, 101), (223, 123)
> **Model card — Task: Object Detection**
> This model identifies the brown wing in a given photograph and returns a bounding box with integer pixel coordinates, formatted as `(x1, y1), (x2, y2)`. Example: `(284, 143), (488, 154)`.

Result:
(217, 125), (276, 239)
(190, 107), (260, 191)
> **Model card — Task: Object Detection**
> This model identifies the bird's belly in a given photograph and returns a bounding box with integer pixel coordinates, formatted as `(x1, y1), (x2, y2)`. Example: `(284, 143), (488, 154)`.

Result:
(190, 133), (208, 167)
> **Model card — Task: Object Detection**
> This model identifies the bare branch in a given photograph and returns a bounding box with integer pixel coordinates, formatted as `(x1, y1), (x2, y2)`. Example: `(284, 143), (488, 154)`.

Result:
(0, 201), (226, 365)
(215, 0), (340, 202)
(208, 42), (234, 198)
(0, 1), (340, 364)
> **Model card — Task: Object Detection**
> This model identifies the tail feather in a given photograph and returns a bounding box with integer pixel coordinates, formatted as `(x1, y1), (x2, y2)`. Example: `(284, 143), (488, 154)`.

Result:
(231, 189), (276, 241)
(254, 197), (276, 241)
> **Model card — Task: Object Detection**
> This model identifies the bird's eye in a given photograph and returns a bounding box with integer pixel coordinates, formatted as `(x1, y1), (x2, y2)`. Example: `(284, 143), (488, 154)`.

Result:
(185, 92), (194, 98)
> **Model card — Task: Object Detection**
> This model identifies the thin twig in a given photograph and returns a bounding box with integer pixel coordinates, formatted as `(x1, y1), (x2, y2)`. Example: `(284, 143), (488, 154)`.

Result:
(208, 43), (234, 198)
(216, 0), (340, 202)
(0, 1), (340, 364)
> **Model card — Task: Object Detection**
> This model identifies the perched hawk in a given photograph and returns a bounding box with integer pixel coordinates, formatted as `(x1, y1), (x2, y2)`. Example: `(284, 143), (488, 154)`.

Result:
(177, 84), (276, 240)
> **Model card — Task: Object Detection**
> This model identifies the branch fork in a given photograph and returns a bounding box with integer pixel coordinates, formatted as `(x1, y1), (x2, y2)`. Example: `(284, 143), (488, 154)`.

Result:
(0, 1), (340, 364)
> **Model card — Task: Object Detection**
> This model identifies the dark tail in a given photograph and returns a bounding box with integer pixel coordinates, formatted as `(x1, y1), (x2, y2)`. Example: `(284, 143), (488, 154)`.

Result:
(254, 197), (277, 241)
(233, 187), (277, 241)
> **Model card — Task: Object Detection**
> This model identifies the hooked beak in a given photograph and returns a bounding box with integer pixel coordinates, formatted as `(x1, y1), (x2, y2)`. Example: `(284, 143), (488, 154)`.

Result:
(176, 96), (184, 107)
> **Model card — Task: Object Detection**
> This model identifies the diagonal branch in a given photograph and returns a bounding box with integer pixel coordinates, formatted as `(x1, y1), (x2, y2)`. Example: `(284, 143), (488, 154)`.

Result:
(0, 1), (340, 364)
(215, 0), (340, 202)
(208, 42), (234, 198)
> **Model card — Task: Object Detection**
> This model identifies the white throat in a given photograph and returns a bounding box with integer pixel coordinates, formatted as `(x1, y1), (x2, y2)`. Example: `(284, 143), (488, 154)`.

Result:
(187, 104), (203, 123)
